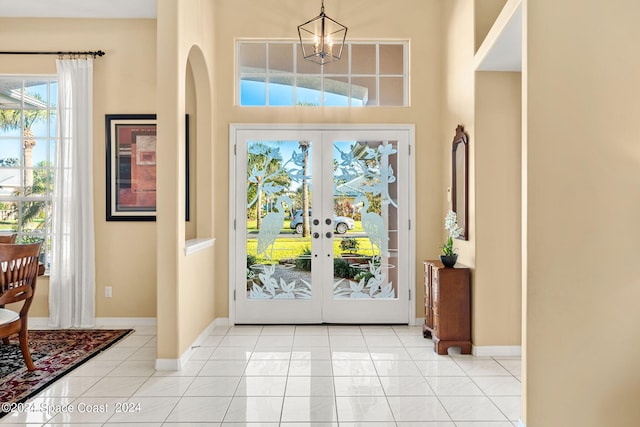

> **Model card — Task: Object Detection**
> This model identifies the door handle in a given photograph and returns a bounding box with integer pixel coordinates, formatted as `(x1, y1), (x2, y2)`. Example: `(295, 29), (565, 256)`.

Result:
(325, 218), (332, 225)
(313, 219), (320, 226)
(326, 232), (332, 238)
(313, 232), (320, 239)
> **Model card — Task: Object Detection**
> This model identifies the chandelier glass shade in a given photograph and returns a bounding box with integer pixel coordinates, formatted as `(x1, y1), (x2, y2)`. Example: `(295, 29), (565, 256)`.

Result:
(297, 0), (347, 65)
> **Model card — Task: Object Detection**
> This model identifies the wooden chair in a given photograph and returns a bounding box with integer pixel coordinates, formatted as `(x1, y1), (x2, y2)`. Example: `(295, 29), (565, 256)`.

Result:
(0, 233), (17, 244)
(0, 241), (43, 371)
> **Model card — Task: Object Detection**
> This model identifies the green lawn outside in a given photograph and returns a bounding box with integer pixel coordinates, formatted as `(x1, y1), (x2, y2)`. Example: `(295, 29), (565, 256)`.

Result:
(247, 236), (377, 264)
(0, 219), (43, 231)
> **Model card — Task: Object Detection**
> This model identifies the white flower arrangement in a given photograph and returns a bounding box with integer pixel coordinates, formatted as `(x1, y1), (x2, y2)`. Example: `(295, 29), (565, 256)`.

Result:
(442, 210), (463, 256)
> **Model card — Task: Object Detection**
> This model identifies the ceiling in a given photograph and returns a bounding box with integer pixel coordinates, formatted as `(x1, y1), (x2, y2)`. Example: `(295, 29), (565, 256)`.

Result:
(0, 0), (156, 19)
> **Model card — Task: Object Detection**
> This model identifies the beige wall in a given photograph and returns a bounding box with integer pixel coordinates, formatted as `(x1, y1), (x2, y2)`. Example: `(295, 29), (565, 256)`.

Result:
(474, 72), (521, 345)
(156, 0), (217, 359)
(0, 18), (158, 319)
(525, 0), (640, 425)
(442, 0), (522, 349)
(442, 0), (475, 265)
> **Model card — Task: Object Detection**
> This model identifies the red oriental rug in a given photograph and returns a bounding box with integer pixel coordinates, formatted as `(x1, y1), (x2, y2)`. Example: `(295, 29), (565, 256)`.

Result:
(0, 329), (132, 418)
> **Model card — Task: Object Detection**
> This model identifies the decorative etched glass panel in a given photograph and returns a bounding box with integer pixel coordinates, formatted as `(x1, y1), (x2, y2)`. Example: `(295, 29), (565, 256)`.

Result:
(332, 140), (399, 299)
(246, 140), (314, 300)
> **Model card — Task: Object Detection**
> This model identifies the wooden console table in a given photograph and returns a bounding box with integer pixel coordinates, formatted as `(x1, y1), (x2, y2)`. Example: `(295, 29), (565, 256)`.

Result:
(423, 260), (471, 355)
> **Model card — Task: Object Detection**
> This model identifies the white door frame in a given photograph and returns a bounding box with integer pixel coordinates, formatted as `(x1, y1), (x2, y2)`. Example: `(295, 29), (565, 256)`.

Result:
(228, 123), (416, 325)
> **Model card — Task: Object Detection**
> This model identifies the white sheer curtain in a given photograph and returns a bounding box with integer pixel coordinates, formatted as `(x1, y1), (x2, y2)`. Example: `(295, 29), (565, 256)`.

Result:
(48, 59), (96, 328)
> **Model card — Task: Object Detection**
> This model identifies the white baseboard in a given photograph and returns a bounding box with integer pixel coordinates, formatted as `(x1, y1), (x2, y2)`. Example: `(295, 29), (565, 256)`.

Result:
(28, 318), (53, 328)
(29, 317), (157, 329)
(96, 317), (156, 327)
(416, 318), (520, 357)
(213, 317), (230, 326)
(155, 318), (219, 371)
(155, 358), (181, 371)
(472, 345), (522, 357)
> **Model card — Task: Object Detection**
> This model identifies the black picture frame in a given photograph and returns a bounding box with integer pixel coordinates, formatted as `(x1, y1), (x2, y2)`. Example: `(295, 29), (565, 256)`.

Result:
(105, 114), (190, 222)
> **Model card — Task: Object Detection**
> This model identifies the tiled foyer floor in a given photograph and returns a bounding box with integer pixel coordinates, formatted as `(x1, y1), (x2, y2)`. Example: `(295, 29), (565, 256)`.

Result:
(1, 325), (521, 426)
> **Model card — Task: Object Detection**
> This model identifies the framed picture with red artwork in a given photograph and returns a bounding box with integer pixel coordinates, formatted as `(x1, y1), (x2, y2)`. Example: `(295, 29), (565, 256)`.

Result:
(106, 114), (190, 221)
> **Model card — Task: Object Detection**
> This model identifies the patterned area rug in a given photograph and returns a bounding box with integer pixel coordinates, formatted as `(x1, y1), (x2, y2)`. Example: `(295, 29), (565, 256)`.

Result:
(0, 329), (132, 418)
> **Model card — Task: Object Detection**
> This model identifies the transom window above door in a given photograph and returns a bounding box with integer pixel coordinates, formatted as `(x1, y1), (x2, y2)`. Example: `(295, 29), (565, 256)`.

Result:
(237, 41), (408, 107)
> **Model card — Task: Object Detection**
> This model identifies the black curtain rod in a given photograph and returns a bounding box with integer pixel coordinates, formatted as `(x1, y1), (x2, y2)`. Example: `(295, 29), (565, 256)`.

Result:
(0, 50), (105, 58)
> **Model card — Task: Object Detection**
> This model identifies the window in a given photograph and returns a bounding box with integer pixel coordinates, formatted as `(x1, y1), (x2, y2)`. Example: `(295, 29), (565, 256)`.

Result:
(238, 41), (408, 107)
(0, 77), (56, 269)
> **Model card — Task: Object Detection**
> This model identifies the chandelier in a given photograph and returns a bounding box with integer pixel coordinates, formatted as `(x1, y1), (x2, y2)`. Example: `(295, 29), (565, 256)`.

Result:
(297, 0), (348, 65)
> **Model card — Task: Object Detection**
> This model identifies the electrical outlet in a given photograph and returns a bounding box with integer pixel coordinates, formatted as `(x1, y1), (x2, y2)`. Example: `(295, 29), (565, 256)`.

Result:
(105, 286), (112, 298)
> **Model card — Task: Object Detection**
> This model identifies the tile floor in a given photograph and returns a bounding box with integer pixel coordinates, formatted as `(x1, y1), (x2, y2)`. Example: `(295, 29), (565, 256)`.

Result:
(1, 324), (521, 426)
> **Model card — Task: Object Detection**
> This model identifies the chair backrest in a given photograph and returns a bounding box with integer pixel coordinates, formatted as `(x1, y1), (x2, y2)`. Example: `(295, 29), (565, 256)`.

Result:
(0, 233), (17, 244)
(0, 242), (42, 310)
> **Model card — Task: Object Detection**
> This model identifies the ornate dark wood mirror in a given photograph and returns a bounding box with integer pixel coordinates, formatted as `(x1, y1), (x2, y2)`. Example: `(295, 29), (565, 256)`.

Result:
(451, 125), (468, 240)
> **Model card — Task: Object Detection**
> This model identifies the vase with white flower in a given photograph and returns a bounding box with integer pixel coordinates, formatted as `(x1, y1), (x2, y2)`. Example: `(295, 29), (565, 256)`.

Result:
(441, 210), (463, 268)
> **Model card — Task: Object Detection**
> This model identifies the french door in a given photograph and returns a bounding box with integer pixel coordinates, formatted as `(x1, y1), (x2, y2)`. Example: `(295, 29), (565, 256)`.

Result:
(231, 125), (414, 324)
